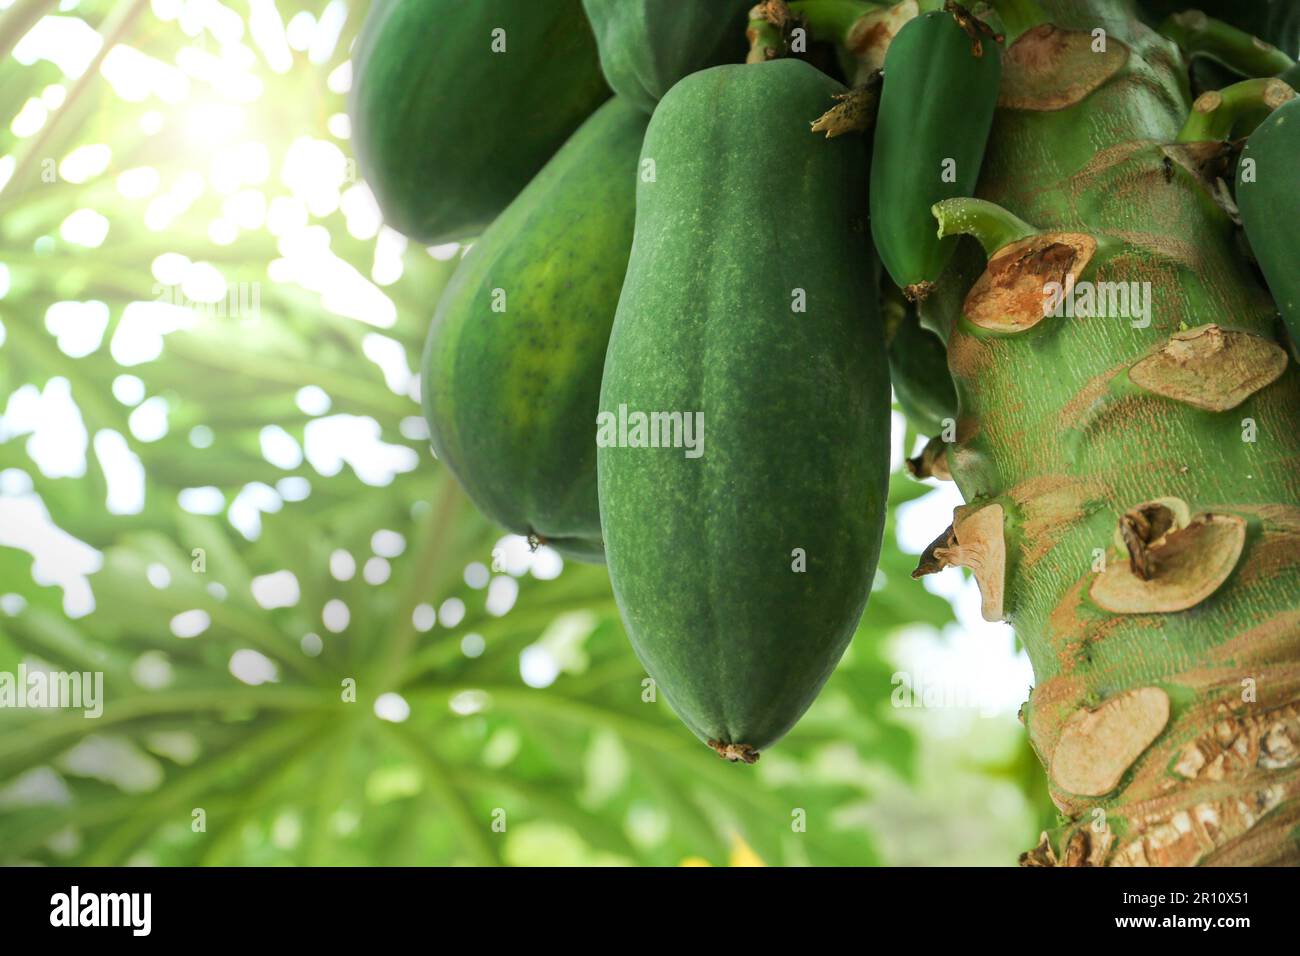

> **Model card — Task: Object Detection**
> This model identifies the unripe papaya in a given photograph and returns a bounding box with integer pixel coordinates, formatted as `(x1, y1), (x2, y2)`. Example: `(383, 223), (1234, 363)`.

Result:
(1236, 96), (1300, 344)
(598, 60), (891, 760)
(351, 0), (609, 244)
(870, 7), (1001, 300)
(888, 301), (958, 437)
(580, 0), (751, 114)
(422, 99), (649, 564)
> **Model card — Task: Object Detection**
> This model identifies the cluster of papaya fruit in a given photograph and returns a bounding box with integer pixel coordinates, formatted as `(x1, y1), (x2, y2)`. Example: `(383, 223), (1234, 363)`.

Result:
(349, 0), (1299, 760)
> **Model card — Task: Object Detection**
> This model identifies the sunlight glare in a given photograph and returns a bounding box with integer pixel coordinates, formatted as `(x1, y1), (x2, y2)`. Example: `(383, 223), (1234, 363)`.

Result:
(117, 166), (161, 198)
(170, 608), (211, 638)
(247, 0), (293, 73)
(58, 144), (111, 184)
(1, 378), (88, 478)
(100, 44), (190, 103)
(229, 649), (279, 685)
(178, 486), (225, 515)
(0, 481), (102, 618)
(259, 424), (303, 469)
(373, 692), (410, 723)
(302, 415), (418, 486)
(11, 98), (49, 137)
(45, 300), (109, 357)
(329, 549), (355, 581)
(59, 209), (110, 247)
(322, 598), (349, 632)
(93, 429), (145, 514)
(228, 481), (282, 539)
(112, 374), (146, 406)
(128, 395), (170, 442)
(110, 300), (196, 365)
(12, 16), (103, 79)
(251, 569), (300, 609)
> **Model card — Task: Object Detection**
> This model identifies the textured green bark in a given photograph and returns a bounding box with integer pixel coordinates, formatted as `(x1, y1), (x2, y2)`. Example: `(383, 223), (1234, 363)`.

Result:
(422, 99), (648, 564)
(928, 0), (1300, 866)
(598, 60), (890, 758)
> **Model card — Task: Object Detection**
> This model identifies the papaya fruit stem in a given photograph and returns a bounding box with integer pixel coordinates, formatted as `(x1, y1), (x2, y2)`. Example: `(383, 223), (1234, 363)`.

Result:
(1159, 10), (1296, 80)
(931, 197), (1039, 258)
(906, 435), (952, 481)
(746, 0), (800, 62)
(943, 1), (1003, 57)
(746, 19), (784, 62)
(754, 0), (904, 80)
(1176, 77), (1296, 143)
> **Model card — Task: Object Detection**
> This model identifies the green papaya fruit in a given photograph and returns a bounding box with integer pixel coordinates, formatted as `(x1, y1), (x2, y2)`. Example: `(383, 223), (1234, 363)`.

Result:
(598, 60), (891, 760)
(580, 0), (751, 114)
(422, 98), (649, 564)
(1236, 96), (1300, 344)
(350, 0), (609, 244)
(870, 7), (1001, 300)
(888, 298), (958, 437)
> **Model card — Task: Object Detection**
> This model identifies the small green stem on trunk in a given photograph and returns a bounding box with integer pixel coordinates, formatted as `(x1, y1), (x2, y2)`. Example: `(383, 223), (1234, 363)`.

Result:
(748, 0), (845, 62)
(1176, 77), (1296, 143)
(1160, 11), (1295, 79)
(932, 197), (1038, 256)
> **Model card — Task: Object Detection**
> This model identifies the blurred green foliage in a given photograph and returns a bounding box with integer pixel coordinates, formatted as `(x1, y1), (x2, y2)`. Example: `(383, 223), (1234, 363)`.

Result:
(0, 0), (1046, 866)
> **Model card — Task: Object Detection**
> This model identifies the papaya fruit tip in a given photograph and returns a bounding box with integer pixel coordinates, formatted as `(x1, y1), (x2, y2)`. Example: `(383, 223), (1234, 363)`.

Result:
(903, 281), (934, 303)
(709, 740), (760, 764)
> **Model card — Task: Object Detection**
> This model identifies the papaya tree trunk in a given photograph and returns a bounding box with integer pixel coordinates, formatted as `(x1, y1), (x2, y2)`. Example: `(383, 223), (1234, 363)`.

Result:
(925, 0), (1300, 865)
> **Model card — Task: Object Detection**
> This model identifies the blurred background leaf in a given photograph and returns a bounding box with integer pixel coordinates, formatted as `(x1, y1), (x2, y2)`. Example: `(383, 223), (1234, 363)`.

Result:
(0, 0), (1049, 866)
